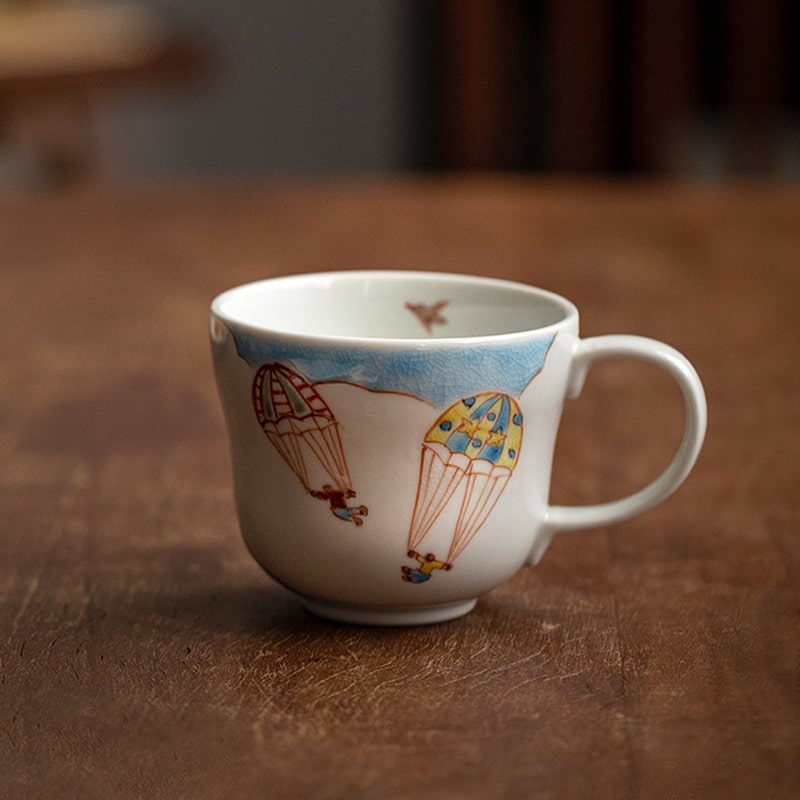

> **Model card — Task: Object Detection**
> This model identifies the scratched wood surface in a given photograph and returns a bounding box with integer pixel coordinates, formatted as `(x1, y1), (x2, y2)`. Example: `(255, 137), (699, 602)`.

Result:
(1, 179), (798, 799)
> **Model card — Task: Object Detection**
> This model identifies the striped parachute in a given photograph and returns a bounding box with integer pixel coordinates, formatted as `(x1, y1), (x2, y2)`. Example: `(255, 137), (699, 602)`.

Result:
(407, 392), (523, 563)
(252, 363), (351, 493)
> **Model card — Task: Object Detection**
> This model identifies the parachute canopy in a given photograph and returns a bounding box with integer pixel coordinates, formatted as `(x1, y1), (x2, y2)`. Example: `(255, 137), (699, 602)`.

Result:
(408, 393), (523, 563)
(252, 363), (351, 493)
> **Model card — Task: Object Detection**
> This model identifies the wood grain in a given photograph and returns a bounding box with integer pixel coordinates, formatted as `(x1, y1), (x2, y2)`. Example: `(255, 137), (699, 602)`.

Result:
(1, 179), (798, 799)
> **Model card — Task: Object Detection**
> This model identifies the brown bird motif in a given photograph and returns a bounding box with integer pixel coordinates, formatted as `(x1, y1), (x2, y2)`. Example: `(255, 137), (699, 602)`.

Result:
(405, 300), (449, 335)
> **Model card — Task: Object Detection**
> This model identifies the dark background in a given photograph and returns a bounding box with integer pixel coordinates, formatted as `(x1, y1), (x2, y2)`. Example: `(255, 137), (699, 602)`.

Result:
(1, 0), (798, 183)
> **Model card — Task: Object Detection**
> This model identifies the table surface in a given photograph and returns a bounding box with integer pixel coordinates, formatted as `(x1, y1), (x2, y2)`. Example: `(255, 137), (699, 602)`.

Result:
(2, 178), (798, 799)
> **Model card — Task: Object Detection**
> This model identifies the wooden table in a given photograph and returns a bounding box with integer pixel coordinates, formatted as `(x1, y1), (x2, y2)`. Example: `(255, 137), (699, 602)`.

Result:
(2, 179), (797, 798)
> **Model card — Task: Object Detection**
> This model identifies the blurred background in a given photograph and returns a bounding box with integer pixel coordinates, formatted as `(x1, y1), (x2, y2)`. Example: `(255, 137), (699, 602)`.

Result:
(1, 0), (798, 186)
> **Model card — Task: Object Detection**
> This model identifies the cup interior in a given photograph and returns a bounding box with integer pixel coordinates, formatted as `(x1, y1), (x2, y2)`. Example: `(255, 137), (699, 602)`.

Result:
(212, 271), (574, 340)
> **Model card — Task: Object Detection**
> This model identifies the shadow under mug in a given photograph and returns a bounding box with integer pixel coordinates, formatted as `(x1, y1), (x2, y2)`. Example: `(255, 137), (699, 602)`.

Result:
(211, 271), (707, 625)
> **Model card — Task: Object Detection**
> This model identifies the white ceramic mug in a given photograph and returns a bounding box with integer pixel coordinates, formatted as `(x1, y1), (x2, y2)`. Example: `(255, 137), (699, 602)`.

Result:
(210, 271), (706, 625)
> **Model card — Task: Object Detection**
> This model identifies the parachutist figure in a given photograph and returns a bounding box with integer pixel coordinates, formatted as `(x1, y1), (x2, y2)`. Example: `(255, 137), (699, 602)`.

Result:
(310, 484), (368, 526)
(401, 550), (453, 583)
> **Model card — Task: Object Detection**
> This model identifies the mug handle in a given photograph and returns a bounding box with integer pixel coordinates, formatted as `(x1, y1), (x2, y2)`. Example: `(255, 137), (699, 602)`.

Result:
(528, 335), (708, 565)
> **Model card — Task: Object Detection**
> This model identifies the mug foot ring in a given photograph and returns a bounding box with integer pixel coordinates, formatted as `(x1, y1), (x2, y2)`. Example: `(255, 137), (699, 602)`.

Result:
(300, 597), (477, 626)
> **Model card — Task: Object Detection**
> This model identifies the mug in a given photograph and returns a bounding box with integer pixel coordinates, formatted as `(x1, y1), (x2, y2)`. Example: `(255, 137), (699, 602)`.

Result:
(210, 271), (706, 625)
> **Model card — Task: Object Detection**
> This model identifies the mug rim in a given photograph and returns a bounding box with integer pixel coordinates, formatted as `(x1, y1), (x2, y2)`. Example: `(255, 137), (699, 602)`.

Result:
(210, 270), (579, 346)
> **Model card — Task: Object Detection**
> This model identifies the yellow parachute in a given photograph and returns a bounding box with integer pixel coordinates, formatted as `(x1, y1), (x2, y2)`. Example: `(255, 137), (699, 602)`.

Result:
(407, 392), (523, 563)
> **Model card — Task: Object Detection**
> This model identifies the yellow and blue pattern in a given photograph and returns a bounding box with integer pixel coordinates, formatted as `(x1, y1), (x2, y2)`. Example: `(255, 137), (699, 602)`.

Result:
(425, 393), (523, 472)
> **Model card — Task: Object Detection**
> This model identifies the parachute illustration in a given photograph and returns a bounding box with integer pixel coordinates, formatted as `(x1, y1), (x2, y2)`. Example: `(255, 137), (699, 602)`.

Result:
(252, 363), (367, 525)
(405, 392), (523, 575)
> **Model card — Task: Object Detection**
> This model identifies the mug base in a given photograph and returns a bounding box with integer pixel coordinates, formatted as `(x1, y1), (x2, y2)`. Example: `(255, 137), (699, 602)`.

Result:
(300, 596), (478, 626)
